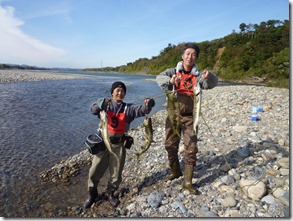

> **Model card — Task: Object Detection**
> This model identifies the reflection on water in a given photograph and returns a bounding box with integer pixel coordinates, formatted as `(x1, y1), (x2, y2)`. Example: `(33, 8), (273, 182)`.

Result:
(0, 72), (166, 217)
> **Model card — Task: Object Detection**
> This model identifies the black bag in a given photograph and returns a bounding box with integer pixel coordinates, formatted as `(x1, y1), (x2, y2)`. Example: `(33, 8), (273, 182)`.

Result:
(85, 133), (106, 155)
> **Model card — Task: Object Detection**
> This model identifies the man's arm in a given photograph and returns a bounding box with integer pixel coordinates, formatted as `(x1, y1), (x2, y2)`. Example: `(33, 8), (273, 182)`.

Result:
(156, 68), (176, 90)
(199, 71), (218, 89)
(90, 98), (107, 116)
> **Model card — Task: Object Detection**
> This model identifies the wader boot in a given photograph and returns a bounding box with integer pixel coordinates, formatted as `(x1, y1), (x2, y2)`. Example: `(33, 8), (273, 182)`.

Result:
(182, 165), (198, 194)
(83, 187), (98, 209)
(108, 191), (120, 207)
(167, 160), (182, 181)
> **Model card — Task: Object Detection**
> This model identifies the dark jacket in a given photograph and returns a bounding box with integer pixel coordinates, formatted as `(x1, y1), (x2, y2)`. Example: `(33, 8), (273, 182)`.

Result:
(90, 97), (152, 133)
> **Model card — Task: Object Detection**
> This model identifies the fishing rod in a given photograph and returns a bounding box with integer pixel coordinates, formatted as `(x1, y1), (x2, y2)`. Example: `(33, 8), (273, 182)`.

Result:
(123, 87), (192, 108)
(123, 91), (167, 102)
(198, 97), (271, 197)
(199, 114), (232, 171)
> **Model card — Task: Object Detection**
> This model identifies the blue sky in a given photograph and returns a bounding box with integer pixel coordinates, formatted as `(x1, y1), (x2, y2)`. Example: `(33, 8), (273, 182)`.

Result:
(0, 0), (289, 69)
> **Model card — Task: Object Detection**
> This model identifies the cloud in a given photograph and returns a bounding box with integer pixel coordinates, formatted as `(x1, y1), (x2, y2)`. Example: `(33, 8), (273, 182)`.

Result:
(23, 2), (72, 24)
(0, 5), (66, 67)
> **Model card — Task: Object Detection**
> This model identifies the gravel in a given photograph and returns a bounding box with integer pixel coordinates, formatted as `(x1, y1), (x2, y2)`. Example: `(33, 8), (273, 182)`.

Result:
(39, 84), (289, 218)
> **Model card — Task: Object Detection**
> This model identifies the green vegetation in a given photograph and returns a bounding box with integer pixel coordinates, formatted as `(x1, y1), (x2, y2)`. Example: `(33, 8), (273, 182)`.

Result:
(0, 64), (48, 70)
(86, 19), (290, 88)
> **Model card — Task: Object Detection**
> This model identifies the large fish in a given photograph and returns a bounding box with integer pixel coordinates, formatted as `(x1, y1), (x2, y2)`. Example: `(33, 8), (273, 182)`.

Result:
(193, 83), (202, 135)
(135, 116), (154, 159)
(99, 110), (119, 163)
(166, 89), (181, 138)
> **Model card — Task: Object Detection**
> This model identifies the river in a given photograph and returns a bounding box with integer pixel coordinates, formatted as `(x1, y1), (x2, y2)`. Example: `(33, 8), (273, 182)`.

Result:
(0, 71), (167, 217)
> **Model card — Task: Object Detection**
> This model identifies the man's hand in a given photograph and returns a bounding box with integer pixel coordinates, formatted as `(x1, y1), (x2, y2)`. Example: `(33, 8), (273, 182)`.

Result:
(201, 70), (209, 79)
(170, 75), (181, 85)
(144, 98), (155, 107)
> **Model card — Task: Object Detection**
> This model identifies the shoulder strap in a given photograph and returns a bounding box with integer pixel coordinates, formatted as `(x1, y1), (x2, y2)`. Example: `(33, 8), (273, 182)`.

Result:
(123, 103), (128, 113)
(117, 102), (127, 113)
(105, 98), (111, 111)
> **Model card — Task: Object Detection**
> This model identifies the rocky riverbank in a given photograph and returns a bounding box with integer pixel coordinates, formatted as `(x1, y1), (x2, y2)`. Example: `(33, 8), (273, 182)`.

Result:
(39, 84), (290, 218)
(0, 69), (95, 83)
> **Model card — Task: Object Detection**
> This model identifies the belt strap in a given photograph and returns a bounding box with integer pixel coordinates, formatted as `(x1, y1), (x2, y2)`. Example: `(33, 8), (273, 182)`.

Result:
(110, 135), (125, 144)
(180, 112), (193, 117)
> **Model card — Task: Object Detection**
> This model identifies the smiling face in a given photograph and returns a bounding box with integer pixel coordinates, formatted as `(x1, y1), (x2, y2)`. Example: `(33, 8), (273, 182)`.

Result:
(182, 48), (197, 71)
(112, 87), (125, 102)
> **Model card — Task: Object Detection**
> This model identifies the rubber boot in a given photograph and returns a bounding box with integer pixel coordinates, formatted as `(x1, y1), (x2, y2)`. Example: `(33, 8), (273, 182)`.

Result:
(167, 160), (182, 181)
(108, 191), (120, 207)
(182, 165), (198, 194)
(83, 187), (98, 209)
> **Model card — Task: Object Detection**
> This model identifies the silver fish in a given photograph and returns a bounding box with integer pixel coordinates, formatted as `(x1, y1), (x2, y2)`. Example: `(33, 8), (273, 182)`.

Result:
(135, 116), (154, 159)
(193, 84), (202, 135)
(99, 110), (119, 163)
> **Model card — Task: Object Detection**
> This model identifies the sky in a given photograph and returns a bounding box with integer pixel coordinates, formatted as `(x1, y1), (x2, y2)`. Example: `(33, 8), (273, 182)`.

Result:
(0, 0), (290, 69)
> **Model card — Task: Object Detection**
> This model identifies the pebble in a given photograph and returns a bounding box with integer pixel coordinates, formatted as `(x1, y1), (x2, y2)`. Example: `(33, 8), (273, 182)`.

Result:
(39, 85), (289, 217)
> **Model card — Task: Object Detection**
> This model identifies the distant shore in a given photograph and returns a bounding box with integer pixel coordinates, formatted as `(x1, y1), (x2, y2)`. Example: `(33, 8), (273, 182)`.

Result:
(0, 69), (97, 83)
(0, 69), (269, 88)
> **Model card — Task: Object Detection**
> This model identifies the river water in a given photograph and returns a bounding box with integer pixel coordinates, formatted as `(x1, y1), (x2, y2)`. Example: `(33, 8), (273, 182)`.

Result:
(0, 71), (167, 217)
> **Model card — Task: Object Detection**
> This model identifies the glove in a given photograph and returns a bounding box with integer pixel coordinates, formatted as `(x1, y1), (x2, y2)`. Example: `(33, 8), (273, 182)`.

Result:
(148, 98), (155, 108)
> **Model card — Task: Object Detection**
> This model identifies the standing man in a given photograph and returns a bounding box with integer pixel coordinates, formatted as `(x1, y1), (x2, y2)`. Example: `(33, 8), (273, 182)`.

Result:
(156, 43), (218, 194)
(84, 81), (155, 208)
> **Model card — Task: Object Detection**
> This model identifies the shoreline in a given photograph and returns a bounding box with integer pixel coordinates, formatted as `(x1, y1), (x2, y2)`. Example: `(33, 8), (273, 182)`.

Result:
(0, 69), (97, 83)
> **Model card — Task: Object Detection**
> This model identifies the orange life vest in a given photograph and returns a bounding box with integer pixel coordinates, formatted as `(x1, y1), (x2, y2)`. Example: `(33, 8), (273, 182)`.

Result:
(106, 106), (127, 135)
(174, 72), (197, 96)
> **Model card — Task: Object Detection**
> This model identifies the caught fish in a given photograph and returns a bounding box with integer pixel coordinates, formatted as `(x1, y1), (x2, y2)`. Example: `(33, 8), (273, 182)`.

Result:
(99, 110), (119, 163)
(166, 89), (181, 138)
(193, 83), (202, 135)
(135, 116), (154, 159)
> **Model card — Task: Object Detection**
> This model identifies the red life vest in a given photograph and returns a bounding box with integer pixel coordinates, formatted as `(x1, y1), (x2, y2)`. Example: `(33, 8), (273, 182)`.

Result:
(175, 72), (197, 95)
(106, 106), (127, 135)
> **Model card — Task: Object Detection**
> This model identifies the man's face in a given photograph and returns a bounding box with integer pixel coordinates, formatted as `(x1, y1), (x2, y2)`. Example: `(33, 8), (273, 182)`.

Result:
(182, 48), (197, 68)
(112, 87), (125, 102)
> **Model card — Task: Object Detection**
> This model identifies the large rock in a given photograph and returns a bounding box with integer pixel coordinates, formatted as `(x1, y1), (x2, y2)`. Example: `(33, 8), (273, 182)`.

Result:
(239, 179), (266, 200)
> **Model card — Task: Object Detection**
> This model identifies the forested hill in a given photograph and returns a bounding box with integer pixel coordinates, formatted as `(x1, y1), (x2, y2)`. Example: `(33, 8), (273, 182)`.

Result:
(86, 19), (289, 88)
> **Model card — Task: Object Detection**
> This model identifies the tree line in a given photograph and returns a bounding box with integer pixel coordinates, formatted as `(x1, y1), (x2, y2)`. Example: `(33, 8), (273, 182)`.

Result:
(85, 19), (289, 88)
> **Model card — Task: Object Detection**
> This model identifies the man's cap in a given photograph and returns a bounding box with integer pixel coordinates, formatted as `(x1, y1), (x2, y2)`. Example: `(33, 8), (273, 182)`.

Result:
(111, 81), (126, 94)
